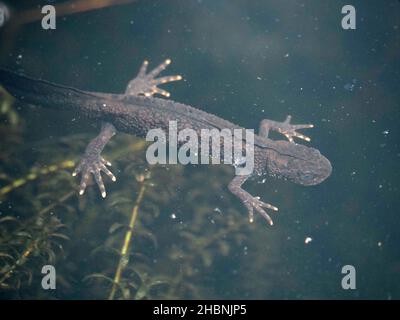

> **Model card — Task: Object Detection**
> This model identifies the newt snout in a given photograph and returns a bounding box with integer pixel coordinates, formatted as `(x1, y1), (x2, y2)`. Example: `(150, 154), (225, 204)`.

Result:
(298, 152), (332, 186)
(287, 147), (332, 186)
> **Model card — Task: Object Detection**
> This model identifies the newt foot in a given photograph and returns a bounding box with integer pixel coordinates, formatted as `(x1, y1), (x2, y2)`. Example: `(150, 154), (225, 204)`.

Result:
(277, 115), (314, 143)
(259, 115), (314, 143)
(243, 196), (278, 225)
(125, 59), (182, 97)
(72, 155), (116, 198)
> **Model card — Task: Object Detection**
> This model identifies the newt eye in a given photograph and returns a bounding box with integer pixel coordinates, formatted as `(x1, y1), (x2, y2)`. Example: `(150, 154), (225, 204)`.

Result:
(301, 172), (314, 181)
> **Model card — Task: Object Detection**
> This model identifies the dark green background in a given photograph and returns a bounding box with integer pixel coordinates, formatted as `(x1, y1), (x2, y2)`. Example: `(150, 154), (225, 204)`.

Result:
(0, 0), (399, 299)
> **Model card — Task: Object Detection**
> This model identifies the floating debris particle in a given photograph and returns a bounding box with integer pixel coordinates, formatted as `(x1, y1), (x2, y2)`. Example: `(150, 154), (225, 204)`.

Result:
(213, 207), (222, 214)
(305, 237), (313, 244)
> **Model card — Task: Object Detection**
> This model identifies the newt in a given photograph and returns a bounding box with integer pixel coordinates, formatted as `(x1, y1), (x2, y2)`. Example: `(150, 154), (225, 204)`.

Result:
(0, 60), (332, 225)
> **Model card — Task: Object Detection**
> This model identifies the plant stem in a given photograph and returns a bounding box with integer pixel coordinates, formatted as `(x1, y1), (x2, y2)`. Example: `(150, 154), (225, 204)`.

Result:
(108, 180), (146, 300)
(0, 161), (75, 197)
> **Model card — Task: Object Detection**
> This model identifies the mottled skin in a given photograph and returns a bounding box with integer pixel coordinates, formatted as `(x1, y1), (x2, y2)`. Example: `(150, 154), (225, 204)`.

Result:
(0, 60), (332, 225)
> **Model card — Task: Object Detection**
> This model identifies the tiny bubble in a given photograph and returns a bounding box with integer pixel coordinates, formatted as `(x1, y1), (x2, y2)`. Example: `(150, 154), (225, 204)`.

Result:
(305, 237), (313, 244)
(344, 83), (355, 91)
(214, 207), (222, 214)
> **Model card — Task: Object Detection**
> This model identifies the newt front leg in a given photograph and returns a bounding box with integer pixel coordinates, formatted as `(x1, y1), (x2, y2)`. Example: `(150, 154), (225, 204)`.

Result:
(228, 175), (278, 225)
(230, 115), (314, 225)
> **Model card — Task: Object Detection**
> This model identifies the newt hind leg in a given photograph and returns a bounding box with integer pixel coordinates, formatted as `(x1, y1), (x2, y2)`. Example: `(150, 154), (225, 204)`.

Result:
(228, 175), (278, 226)
(259, 115), (313, 143)
(72, 122), (117, 198)
(72, 59), (182, 198)
(125, 59), (182, 97)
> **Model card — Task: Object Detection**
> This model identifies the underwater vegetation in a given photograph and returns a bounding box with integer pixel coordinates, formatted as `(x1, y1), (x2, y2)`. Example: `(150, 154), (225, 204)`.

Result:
(0, 0), (261, 298)
(0, 93), (265, 299)
(0, 0), (303, 300)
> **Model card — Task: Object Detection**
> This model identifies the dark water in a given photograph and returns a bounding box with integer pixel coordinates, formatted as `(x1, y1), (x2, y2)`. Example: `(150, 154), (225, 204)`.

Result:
(0, 0), (399, 299)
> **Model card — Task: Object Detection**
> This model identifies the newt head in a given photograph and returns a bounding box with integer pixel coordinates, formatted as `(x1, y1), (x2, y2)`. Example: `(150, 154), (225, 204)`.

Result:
(266, 141), (332, 186)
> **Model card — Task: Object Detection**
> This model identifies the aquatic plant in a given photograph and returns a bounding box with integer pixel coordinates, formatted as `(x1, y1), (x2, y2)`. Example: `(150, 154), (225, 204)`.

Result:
(0, 85), (258, 300)
(0, 193), (71, 292)
(0, 86), (18, 127)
